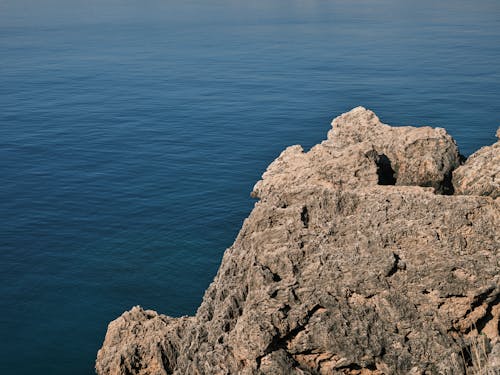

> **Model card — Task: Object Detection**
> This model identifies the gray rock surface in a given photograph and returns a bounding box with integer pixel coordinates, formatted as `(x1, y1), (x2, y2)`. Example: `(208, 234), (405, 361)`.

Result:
(96, 107), (499, 375)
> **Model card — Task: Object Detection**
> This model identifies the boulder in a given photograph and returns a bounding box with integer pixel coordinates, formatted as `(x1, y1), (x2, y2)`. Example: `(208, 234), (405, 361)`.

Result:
(452, 127), (500, 198)
(325, 107), (460, 193)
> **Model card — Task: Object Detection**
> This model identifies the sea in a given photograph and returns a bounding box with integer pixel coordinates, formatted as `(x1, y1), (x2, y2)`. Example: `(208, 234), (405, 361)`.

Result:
(1, 0), (499, 373)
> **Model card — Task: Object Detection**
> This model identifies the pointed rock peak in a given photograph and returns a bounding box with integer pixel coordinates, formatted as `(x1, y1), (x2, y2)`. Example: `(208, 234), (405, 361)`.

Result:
(328, 107), (382, 141)
(330, 106), (379, 125)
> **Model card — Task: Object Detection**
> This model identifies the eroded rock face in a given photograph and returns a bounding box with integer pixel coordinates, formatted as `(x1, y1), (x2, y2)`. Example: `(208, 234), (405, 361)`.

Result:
(324, 107), (460, 193)
(452, 128), (500, 198)
(96, 108), (499, 375)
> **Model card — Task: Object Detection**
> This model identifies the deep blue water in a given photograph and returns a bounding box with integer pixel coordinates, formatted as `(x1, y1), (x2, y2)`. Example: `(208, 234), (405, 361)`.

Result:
(1, 0), (499, 373)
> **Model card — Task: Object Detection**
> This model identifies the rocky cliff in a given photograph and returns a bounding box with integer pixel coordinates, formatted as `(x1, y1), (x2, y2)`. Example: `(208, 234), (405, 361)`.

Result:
(96, 107), (499, 375)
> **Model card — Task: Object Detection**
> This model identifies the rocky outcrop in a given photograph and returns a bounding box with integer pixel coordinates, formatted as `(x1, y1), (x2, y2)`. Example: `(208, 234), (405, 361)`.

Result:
(96, 107), (499, 375)
(452, 128), (500, 198)
(324, 107), (460, 193)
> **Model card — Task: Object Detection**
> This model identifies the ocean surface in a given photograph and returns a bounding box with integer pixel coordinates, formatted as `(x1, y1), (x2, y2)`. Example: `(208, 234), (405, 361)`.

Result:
(1, 0), (499, 373)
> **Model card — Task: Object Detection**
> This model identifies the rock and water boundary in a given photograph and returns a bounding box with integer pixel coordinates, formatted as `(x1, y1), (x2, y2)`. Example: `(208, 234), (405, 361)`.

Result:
(96, 107), (499, 374)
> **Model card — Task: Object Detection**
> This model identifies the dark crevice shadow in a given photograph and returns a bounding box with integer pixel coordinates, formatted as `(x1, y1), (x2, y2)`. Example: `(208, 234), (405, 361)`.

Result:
(377, 154), (397, 185)
(441, 171), (455, 195)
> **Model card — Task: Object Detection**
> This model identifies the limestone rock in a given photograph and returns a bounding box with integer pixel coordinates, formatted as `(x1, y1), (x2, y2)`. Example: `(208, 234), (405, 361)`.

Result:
(96, 108), (499, 375)
(96, 307), (193, 375)
(250, 142), (380, 205)
(325, 107), (460, 193)
(452, 127), (500, 198)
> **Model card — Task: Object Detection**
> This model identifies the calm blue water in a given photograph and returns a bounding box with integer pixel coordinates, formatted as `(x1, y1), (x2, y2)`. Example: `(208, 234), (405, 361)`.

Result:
(1, 0), (499, 373)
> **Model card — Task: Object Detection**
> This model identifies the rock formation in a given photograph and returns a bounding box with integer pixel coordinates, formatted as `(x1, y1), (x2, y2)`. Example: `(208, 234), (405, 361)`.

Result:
(452, 128), (500, 198)
(96, 107), (499, 375)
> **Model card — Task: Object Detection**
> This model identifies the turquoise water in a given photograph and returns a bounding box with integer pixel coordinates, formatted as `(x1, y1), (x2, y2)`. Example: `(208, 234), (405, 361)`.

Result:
(1, 0), (499, 373)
